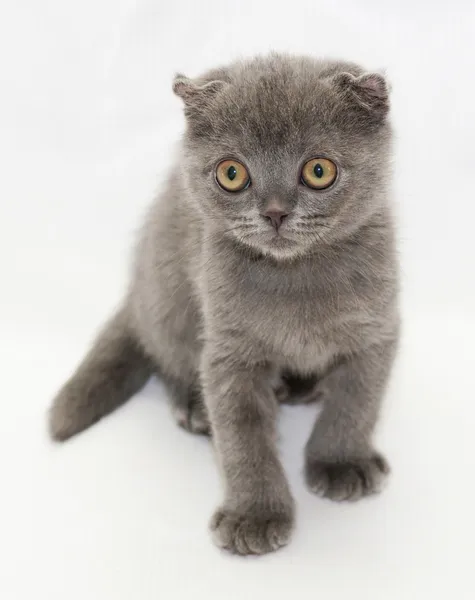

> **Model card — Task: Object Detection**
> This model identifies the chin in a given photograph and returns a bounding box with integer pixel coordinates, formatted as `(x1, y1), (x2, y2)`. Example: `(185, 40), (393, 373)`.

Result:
(246, 232), (309, 261)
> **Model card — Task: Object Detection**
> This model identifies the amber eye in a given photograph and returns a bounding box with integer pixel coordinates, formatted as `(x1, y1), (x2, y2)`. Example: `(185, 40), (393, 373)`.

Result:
(216, 160), (250, 192)
(301, 158), (337, 190)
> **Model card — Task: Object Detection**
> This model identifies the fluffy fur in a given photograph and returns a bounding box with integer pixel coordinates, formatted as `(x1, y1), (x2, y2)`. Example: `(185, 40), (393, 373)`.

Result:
(49, 54), (399, 555)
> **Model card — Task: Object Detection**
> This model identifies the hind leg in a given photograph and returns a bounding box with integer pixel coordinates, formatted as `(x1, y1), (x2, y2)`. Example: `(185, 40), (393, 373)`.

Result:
(165, 377), (210, 436)
(143, 331), (210, 436)
(145, 338), (210, 436)
(129, 274), (210, 435)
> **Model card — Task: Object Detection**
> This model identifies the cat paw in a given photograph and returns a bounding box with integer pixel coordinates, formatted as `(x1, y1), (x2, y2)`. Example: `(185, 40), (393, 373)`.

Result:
(210, 507), (293, 555)
(274, 383), (292, 403)
(305, 453), (390, 501)
(172, 398), (210, 435)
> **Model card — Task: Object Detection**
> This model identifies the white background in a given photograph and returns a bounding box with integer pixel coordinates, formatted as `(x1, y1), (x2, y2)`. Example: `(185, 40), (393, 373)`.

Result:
(1, 1), (474, 598)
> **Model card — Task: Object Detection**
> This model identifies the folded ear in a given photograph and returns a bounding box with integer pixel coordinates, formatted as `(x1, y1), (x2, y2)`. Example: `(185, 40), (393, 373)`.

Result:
(173, 74), (227, 109)
(334, 72), (390, 120)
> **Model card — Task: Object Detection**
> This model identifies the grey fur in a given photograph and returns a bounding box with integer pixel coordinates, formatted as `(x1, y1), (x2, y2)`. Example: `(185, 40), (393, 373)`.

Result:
(49, 54), (399, 555)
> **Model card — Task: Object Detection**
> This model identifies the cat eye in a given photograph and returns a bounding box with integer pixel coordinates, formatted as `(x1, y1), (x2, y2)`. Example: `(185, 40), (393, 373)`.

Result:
(301, 158), (337, 190)
(216, 160), (250, 192)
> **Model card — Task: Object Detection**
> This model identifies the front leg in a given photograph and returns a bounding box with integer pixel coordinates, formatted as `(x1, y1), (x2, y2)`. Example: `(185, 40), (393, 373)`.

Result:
(201, 346), (294, 555)
(305, 337), (397, 502)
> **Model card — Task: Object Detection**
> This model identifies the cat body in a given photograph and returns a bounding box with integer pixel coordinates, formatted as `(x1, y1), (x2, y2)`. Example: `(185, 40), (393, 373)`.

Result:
(50, 54), (399, 555)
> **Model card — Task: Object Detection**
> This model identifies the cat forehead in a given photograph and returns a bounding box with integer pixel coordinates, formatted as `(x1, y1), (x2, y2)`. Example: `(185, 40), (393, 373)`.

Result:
(178, 56), (389, 151)
(204, 78), (343, 151)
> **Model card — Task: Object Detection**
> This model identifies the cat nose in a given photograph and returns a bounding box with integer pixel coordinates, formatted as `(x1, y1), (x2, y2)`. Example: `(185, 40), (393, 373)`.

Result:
(261, 209), (289, 231)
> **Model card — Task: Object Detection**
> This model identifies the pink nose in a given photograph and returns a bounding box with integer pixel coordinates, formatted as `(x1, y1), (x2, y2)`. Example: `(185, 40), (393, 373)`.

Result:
(261, 209), (288, 231)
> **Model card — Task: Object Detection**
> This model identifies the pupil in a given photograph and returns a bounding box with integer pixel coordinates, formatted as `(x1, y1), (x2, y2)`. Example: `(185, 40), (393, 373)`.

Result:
(227, 165), (237, 181)
(314, 163), (324, 178)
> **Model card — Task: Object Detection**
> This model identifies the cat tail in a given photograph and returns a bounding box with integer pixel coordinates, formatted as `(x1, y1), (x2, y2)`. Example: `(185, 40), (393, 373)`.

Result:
(49, 307), (153, 441)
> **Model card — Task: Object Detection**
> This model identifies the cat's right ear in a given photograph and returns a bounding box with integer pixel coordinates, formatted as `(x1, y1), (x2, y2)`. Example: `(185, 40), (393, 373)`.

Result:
(173, 74), (227, 110)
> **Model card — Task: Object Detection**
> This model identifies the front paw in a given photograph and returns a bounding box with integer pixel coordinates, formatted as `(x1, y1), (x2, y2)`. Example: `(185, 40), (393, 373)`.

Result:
(305, 453), (390, 502)
(210, 507), (293, 555)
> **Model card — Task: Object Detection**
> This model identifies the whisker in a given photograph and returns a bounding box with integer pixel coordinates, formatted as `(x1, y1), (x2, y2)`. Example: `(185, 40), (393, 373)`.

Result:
(230, 216), (253, 223)
(299, 215), (333, 221)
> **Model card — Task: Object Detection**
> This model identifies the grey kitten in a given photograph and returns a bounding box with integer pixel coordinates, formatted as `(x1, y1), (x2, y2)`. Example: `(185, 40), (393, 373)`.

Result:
(49, 54), (399, 556)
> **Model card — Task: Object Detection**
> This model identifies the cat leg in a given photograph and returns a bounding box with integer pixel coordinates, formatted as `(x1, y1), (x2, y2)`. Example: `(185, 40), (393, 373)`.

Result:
(49, 308), (153, 441)
(202, 344), (294, 555)
(305, 337), (397, 501)
(165, 376), (210, 436)
(151, 338), (210, 435)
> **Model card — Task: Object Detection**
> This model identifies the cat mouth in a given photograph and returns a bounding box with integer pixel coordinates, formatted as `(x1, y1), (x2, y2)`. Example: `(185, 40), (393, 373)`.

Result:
(233, 228), (299, 251)
(263, 231), (297, 246)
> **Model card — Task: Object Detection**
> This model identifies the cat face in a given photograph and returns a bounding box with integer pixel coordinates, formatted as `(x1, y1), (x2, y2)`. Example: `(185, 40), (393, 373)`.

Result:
(174, 55), (391, 260)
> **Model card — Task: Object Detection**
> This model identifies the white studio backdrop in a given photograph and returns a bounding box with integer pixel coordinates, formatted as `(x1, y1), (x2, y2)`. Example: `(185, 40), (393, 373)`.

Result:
(0, 1), (474, 599)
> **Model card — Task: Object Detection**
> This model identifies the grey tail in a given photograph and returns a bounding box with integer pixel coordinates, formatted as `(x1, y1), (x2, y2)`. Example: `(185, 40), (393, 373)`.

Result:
(49, 308), (153, 441)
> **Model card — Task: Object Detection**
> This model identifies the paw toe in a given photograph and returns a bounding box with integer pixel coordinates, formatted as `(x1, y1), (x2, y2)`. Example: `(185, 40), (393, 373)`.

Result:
(173, 400), (210, 436)
(306, 453), (389, 501)
(210, 508), (293, 555)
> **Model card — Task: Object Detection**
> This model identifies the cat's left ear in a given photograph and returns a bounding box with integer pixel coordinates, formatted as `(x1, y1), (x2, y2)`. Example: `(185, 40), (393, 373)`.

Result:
(173, 74), (227, 110)
(334, 72), (390, 120)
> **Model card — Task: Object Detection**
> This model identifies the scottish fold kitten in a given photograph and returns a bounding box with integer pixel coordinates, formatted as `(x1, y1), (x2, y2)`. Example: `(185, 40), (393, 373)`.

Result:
(50, 54), (399, 555)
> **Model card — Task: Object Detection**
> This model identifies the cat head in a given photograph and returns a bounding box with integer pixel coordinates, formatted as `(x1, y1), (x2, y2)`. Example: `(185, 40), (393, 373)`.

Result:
(173, 54), (391, 260)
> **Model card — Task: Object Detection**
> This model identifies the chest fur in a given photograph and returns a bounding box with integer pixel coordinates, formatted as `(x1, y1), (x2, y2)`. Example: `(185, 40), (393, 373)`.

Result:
(242, 288), (341, 373)
(208, 266), (357, 374)
(201, 230), (395, 375)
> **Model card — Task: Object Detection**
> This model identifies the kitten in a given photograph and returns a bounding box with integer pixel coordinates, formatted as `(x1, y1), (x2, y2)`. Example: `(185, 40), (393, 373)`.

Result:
(49, 54), (399, 555)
